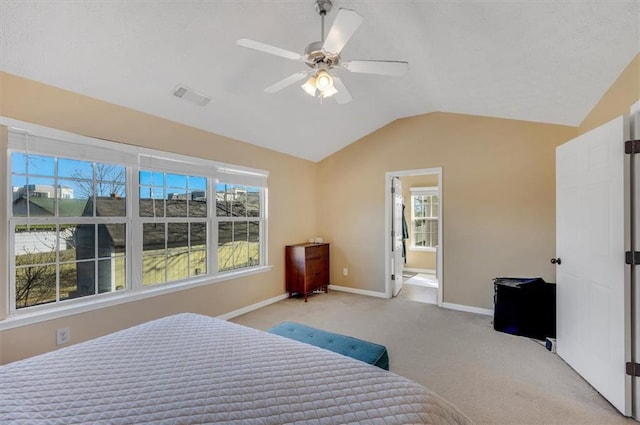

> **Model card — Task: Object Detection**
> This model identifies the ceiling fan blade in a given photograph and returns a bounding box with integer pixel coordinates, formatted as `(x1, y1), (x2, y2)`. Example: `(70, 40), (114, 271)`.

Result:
(322, 8), (363, 55)
(342, 60), (409, 76)
(264, 71), (311, 93)
(332, 76), (353, 105)
(237, 38), (303, 61)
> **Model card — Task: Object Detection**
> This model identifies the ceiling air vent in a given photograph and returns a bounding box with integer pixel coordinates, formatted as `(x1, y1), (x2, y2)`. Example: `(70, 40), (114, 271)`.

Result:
(172, 85), (212, 107)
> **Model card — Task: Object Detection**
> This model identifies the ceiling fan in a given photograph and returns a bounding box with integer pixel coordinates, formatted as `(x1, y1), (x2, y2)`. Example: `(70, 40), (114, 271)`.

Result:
(237, 0), (409, 104)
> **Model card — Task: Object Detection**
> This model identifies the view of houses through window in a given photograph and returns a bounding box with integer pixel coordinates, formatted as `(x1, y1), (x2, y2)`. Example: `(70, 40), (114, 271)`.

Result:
(9, 147), (265, 312)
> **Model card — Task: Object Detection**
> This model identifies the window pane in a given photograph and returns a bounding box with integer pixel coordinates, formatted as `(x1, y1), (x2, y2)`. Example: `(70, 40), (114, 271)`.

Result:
(167, 197), (188, 217)
(189, 197), (207, 218)
(11, 152), (28, 175)
(15, 264), (56, 309)
(166, 173), (187, 190)
(96, 191), (126, 217)
(247, 188), (260, 217)
(63, 261), (95, 300)
(143, 254), (166, 286)
(139, 171), (163, 186)
(143, 223), (166, 286)
(414, 197), (424, 218)
(190, 223), (206, 249)
(143, 223), (165, 252)
(216, 184), (231, 217)
(58, 158), (93, 179)
(67, 224), (95, 261)
(26, 154), (55, 177)
(14, 225), (58, 263)
(58, 179), (93, 216)
(232, 187), (247, 217)
(57, 179), (85, 200)
(98, 258), (125, 293)
(11, 175), (27, 216)
(98, 224), (126, 258)
(190, 249), (206, 276)
(139, 187), (165, 217)
(168, 223), (188, 249)
(189, 176), (207, 218)
(18, 177), (57, 217)
(166, 173), (188, 218)
(233, 222), (249, 269)
(167, 249), (189, 281)
(248, 221), (260, 266)
(97, 163), (125, 184)
(218, 222), (233, 271)
(189, 176), (206, 191)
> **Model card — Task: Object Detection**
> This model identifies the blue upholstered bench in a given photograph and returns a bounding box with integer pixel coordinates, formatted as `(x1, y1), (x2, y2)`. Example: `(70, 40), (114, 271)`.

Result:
(267, 322), (389, 370)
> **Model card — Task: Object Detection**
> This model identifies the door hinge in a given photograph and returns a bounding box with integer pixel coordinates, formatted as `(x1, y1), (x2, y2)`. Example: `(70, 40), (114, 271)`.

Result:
(626, 362), (640, 377)
(391, 274), (395, 281)
(625, 139), (640, 154)
(391, 187), (396, 194)
(625, 251), (640, 265)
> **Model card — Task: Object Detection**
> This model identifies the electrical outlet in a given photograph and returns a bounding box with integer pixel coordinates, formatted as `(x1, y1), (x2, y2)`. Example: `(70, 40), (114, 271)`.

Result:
(56, 327), (70, 346)
(343, 267), (348, 276)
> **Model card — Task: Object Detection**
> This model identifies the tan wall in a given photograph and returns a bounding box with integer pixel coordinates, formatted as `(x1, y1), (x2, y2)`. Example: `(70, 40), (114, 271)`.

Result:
(401, 174), (438, 270)
(579, 54), (640, 135)
(0, 72), (318, 364)
(317, 112), (576, 309)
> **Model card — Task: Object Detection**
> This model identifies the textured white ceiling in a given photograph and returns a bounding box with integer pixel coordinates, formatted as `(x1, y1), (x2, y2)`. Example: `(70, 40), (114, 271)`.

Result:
(1, 1), (639, 162)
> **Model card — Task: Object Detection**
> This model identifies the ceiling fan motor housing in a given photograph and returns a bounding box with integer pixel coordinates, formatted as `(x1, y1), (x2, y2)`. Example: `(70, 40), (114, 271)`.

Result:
(304, 41), (340, 68)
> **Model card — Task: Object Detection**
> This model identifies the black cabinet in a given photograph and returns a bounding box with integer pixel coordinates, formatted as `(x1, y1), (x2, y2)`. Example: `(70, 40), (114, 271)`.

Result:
(493, 277), (556, 340)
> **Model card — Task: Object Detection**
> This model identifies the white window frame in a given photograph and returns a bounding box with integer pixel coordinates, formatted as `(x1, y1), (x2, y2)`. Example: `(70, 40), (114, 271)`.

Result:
(410, 186), (439, 252)
(2, 117), (271, 328)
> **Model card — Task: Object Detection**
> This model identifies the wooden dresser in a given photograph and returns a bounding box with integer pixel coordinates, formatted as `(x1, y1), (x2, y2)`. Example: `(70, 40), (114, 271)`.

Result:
(285, 243), (330, 302)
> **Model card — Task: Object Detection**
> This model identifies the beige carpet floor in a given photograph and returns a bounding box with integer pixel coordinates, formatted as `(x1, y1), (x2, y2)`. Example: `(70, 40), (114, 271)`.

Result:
(231, 290), (637, 425)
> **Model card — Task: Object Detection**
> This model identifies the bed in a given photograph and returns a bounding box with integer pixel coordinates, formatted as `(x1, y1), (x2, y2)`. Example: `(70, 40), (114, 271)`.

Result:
(0, 313), (473, 424)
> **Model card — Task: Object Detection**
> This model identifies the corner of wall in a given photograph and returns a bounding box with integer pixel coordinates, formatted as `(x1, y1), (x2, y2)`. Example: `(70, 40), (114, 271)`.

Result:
(578, 54), (640, 135)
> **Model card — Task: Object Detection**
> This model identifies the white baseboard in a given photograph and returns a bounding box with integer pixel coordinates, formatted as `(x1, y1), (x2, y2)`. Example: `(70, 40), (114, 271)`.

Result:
(217, 293), (289, 320)
(442, 302), (493, 317)
(329, 285), (389, 299)
(403, 267), (436, 274)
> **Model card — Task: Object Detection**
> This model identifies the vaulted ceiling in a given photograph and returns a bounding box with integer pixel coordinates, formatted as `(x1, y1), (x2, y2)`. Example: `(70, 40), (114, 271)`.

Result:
(1, 1), (638, 162)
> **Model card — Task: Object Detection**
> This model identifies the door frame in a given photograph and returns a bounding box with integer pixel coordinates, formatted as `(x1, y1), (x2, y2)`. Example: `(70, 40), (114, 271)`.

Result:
(384, 167), (443, 305)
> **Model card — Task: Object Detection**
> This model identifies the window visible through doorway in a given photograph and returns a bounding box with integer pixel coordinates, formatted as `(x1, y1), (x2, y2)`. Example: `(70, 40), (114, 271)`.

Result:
(410, 187), (438, 250)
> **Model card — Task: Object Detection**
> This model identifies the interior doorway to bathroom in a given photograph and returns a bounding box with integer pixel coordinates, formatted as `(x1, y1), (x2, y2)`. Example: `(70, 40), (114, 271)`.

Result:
(385, 168), (442, 306)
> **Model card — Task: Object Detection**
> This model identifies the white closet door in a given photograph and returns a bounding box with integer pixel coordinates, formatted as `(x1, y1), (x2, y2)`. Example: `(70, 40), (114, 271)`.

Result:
(556, 115), (631, 415)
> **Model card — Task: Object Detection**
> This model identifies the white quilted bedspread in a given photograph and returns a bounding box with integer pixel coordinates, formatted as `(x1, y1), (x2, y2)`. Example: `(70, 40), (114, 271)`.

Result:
(0, 313), (473, 425)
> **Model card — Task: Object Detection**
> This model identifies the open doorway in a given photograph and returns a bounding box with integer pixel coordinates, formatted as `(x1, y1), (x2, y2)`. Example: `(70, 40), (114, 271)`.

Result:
(385, 168), (443, 306)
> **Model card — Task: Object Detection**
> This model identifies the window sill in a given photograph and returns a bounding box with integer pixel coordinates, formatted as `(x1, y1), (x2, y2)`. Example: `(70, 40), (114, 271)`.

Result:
(0, 265), (273, 331)
(409, 246), (437, 252)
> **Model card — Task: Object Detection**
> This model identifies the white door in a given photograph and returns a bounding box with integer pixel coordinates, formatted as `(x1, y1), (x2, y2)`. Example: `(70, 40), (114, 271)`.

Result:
(556, 115), (631, 415)
(392, 176), (404, 296)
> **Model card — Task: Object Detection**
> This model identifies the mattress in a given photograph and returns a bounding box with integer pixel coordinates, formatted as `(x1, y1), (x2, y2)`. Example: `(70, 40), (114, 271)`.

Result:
(0, 313), (473, 425)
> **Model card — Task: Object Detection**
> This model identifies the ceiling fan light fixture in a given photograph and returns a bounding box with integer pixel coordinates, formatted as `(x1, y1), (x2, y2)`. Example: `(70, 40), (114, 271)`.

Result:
(302, 76), (318, 96)
(302, 70), (337, 98)
(315, 70), (333, 91)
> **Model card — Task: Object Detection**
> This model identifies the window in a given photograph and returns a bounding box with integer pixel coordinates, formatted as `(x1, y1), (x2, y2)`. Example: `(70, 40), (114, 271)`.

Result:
(11, 154), (128, 308)
(216, 184), (261, 272)
(6, 122), (269, 316)
(139, 171), (208, 286)
(410, 187), (439, 250)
